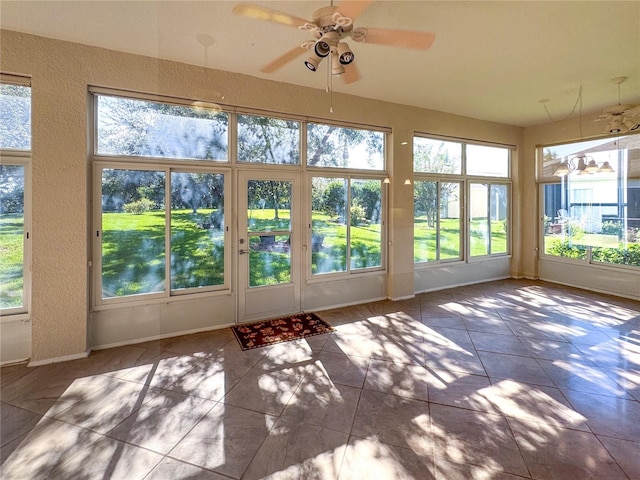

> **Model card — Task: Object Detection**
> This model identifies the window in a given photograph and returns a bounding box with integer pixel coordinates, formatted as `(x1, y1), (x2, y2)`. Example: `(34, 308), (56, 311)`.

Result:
(413, 135), (511, 263)
(0, 83), (31, 150)
(96, 95), (228, 160)
(414, 181), (462, 262)
(469, 183), (509, 257)
(237, 114), (300, 164)
(413, 137), (461, 174)
(307, 123), (384, 170)
(541, 134), (640, 267)
(311, 176), (383, 275)
(466, 144), (509, 177)
(307, 122), (386, 277)
(0, 77), (31, 314)
(94, 92), (230, 304)
(98, 167), (228, 301)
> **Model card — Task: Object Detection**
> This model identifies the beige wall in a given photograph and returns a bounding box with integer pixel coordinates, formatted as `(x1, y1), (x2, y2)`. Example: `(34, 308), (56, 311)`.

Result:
(1, 30), (524, 363)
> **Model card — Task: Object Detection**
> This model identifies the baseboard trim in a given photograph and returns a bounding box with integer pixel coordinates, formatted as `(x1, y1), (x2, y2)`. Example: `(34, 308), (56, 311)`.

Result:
(28, 350), (90, 367)
(388, 294), (416, 301)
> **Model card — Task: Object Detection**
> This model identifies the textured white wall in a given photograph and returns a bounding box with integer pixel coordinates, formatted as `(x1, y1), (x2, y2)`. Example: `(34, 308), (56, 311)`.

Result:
(0, 30), (524, 363)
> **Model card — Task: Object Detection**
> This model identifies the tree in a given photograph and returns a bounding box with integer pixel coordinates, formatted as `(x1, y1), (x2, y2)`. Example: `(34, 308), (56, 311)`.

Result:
(0, 165), (24, 214)
(413, 142), (458, 227)
(237, 115), (299, 164)
(322, 180), (347, 219)
(0, 85), (31, 150)
(248, 180), (290, 220)
(352, 180), (381, 221)
(97, 95), (227, 160)
(307, 124), (383, 169)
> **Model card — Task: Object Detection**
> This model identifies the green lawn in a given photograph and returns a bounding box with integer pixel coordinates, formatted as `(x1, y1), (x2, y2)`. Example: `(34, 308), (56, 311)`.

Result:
(12, 209), (637, 304)
(0, 213), (24, 308)
(414, 217), (507, 260)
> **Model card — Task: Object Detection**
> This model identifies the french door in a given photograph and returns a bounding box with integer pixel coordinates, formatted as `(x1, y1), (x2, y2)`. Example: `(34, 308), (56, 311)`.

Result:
(237, 170), (301, 323)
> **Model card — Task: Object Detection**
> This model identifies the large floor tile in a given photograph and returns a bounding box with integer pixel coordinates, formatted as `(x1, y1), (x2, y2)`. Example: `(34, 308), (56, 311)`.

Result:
(426, 369), (495, 413)
(0, 417), (102, 479)
(351, 389), (432, 456)
(597, 435), (640, 480)
(281, 375), (361, 433)
(53, 377), (165, 434)
(509, 418), (627, 480)
(478, 352), (555, 387)
(364, 359), (431, 402)
(476, 379), (589, 431)
(469, 331), (529, 356)
(562, 390), (640, 442)
(242, 416), (348, 480)
(536, 358), (631, 398)
(169, 402), (274, 478)
(430, 403), (529, 478)
(145, 457), (229, 480)
(339, 435), (436, 480)
(222, 367), (303, 416)
(106, 389), (216, 454)
(0, 403), (43, 447)
(47, 435), (163, 480)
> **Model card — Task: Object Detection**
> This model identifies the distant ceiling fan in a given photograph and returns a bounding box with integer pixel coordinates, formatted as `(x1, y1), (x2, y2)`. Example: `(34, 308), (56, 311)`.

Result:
(596, 77), (640, 134)
(232, 1), (435, 84)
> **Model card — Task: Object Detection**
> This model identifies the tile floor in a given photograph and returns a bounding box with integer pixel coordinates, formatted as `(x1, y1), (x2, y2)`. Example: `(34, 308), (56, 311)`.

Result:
(1, 279), (639, 479)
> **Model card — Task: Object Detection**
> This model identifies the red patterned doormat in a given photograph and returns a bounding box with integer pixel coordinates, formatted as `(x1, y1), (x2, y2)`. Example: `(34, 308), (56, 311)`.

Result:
(231, 312), (335, 350)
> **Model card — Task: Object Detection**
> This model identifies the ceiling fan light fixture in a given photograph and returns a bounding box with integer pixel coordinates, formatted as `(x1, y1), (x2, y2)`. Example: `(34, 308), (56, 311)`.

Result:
(304, 56), (322, 71)
(331, 53), (345, 75)
(598, 161), (615, 173)
(314, 30), (338, 58)
(553, 161), (571, 177)
(624, 118), (640, 131)
(337, 42), (354, 64)
(607, 118), (623, 134)
(584, 159), (600, 174)
(314, 39), (331, 57)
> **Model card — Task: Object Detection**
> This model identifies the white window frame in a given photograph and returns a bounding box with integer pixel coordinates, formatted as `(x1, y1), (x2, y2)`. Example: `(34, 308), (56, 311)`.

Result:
(0, 74), (32, 319)
(413, 133), (513, 265)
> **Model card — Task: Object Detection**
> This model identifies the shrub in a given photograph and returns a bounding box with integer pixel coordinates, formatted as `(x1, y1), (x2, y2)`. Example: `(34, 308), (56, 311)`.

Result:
(601, 220), (623, 237)
(547, 239), (587, 259)
(123, 198), (154, 215)
(350, 202), (366, 226)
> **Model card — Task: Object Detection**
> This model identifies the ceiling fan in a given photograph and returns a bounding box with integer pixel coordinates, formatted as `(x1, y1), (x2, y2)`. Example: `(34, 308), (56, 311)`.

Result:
(232, 1), (435, 84)
(596, 77), (640, 134)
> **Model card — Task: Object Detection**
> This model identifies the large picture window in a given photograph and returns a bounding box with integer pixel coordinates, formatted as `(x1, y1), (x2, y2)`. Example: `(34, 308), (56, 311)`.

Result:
(99, 167), (228, 301)
(413, 134), (511, 264)
(311, 176), (383, 275)
(541, 134), (640, 267)
(0, 78), (31, 315)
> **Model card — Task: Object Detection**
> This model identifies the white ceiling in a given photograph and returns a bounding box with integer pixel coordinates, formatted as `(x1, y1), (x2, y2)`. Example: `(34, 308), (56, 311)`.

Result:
(2, 0), (639, 127)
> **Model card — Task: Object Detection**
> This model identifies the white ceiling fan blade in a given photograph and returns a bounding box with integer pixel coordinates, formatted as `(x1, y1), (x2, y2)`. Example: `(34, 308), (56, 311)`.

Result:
(342, 62), (361, 84)
(358, 28), (435, 50)
(233, 4), (311, 28)
(336, 0), (373, 21)
(260, 46), (308, 74)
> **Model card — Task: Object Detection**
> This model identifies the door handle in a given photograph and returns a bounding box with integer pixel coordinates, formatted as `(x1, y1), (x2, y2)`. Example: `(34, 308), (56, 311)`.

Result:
(238, 249), (249, 255)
